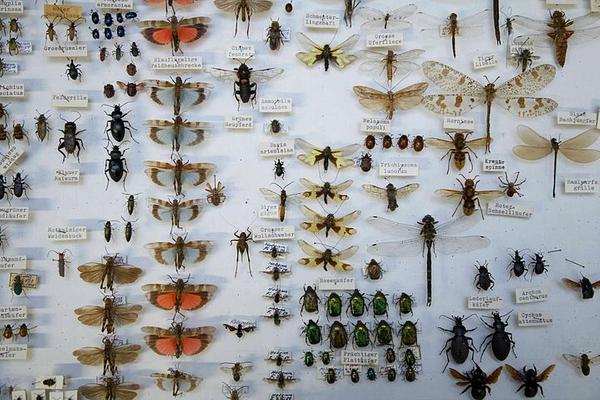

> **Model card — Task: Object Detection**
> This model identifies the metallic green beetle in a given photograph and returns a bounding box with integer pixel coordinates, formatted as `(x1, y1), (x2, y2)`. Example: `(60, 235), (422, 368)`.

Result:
(395, 292), (414, 316)
(400, 320), (418, 346)
(325, 368), (337, 384)
(320, 351), (331, 365)
(304, 351), (315, 367)
(347, 289), (367, 317)
(351, 320), (371, 348)
(325, 292), (342, 319)
(374, 320), (394, 346)
(303, 319), (322, 345)
(371, 290), (388, 317)
(367, 367), (377, 381)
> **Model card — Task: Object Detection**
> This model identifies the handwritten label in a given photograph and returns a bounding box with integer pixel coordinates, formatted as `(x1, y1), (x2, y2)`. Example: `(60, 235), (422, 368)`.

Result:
(379, 161), (419, 177)
(0, 146), (24, 174)
(487, 201), (533, 218)
(265, 306), (291, 318)
(443, 116), (475, 131)
(516, 287), (549, 304)
(341, 350), (379, 366)
(258, 140), (295, 157)
(0, 83), (25, 97)
(2, 62), (18, 75)
(467, 295), (503, 310)
(35, 376), (64, 390)
(51, 94), (89, 108)
(15, 41), (33, 54)
(264, 287), (289, 301)
(270, 393), (293, 400)
(557, 111), (597, 126)
(0, 305), (27, 320)
(259, 204), (280, 219)
(224, 114), (253, 129)
(264, 261), (290, 274)
(152, 56), (203, 70)
(366, 31), (403, 47)
(360, 117), (391, 133)
(318, 277), (355, 291)
(483, 157), (507, 172)
(228, 319), (256, 329)
(43, 4), (83, 19)
(304, 12), (340, 28)
(473, 54), (498, 70)
(0, 207), (28, 221)
(64, 390), (78, 399)
(261, 242), (288, 256)
(253, 225), (295, 241)
(565, 178), (599, 193)
(55, 169), (80, 183)
(226, 44), (255, 59)
(48, 226), (87, 241)
(259, 97), (292, 113)
(31, 390), (46, 399)
(0, 0), (23, 13)
(96, 0), (133, 9)
(0, 256), (26, 270)
(43, 44), (88, 58)
(518, 311), (553, 327)
(9, 272), (38, 288)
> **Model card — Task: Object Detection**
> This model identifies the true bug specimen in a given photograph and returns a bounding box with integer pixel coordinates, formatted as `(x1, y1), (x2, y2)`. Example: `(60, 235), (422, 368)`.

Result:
(296, 139), (360, 172)
(428, 130), (488, 173)
(529, 253), (548, 279)
(273, 159), (285, 179)
(72, 336), (141, 375)
(117, 81), (145, 97)
(221, 362), (253, 382)
(223, 322), (256, 338)
(436, 175), (505, 219)
(230, 228), (252, 277)
(104, 83), (116, 98)
(104, 144), (128, 188)
(499, 171), (526, 197)
(439, 315), (477, 372)
(78, 377), (140, 400)
(474, 261), (494, 291)
(449, 364), (503, 400)
(34, 110), (51, 142)
(143, 322), (216, 358)
(479, 311), (516, 361)
(143, 277), (216, 318)
(145, 234), (212, 273)
(205, 175), (226, 206)
(130, 41), (141, 57)
(358, 153), (372, 172)
(151, 368), (201, 396)
(351, 320), (371, 348)
(363, 182), (420, 212)
(507, 249), (527, 279)
(58, 113), (85, 162)
(222, 383), (249, 400)
(74, 295), (142, 334)
(505, 364), (555, 398)
(48, 249), (71, 277)
(298, 240), (358, 272)
(563, 274), (600, 299)
(104, 103), (134, 143)
(266, 20), (285, 50)
(126, 62), (137, 76)
(299, 285), (320, 315)
(365, 259), (384, 280)
(563, 353), (600, 376)
(213, 0), (273, 37)
(140, 15), (210, 55)
(65, 59), (82, 81)
(11, 122), (29, 144)
(10, 172), (30, 199)
(78, 253), (143, 291)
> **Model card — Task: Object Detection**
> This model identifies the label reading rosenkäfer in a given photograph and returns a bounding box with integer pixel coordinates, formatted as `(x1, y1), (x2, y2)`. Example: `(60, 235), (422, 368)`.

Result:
(253, 225), (294, 241)
(0, 305), (27, 320)
(557, 111), (597, 126)
(483, 157), (507, 172)
(259, 98), (292, 113)
(366, 32), (403, 47)
(152, 56), (203, 70)
(0, 0), (23, 13)
(360, 117), (391, 133)
(51, 94), (89, 108)
(518, 311), (553, 327)
(487, 201), (533, 218)
(259, 204), (279, 219)
(304, 12), (340, 28)
(0, 146), (24, 174)
(473, 54), (498, 70)
(516, 287), (549, 304)
(0, 84), (25, 97)
(443, 116), (475, 131)
(0, 207), (29, 221)
(55, 169), (80, 183)
(379, 161), (419, 177)
(96, 0), (133, 9)
(467, 295), (503, 310)
(564, 178), (599, 193)
(224, 115), (253, 129)
(258, 140), (295, 157)
(43, 44), (88, 57)
(48, 226), (87, 241)
(226, 44), (255, 59)
(318, 277), (355, 291)
(341, 351), (378, 366)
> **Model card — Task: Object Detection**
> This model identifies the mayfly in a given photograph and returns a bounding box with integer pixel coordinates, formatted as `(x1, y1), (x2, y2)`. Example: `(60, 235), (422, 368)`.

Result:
(78, 255), (142, 291)
(145, 234), (212, 273)
(421, 61), (557, 152)
(368, 214), (490, 306)
(140, 15), (210, 55)
(357, 49), (425, 85)
(427, 130), (488, 173)
(299, 178), (353, 204)
(297, 240), (358, 272)
(356, 4), (417, 31)
(213, 0), (273, 37)
(143, 277), (217, 317)
(295, 139), (360, 172)
(362, 182), (419, 212)
(353, 82), (428, 120)
(74, 295), (142, 334)
(145, 77), (212, 116)
(300, 206), (360, 238)
(295, 33), (360, 72)
(512, 125), (600, 198)
(151, 368), (202, 396)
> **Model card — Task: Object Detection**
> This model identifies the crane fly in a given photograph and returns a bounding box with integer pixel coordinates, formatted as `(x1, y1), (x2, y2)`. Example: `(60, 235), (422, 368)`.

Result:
(362, 182), (419, 212)
(142, 277), (217, 317)
(151, 368), (202, 396)
(436, 175), (505, 219)
(297, 240), (358, 272)
(295, 139), (360, 172)
(79, 377), (139, 400)
(357, 49), (425, 85)
(368, 214), (490, 306)
(142, 322), (216, 358)
(74, 295), (142, 334)
(300, 205), (360, 238)
(422, 61), (557, 152)
(353, 81), (428, 120)
(427, 130), (488, 173)
(512, 125), (600, 198)
(356, 4), (417, 31)
(299, 178), (353, 204)
(214, 0), (273, 37)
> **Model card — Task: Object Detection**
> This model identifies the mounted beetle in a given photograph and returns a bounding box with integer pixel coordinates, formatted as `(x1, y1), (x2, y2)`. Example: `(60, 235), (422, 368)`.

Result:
(113, 42), (124, 61)
(99, 46), (108, 62)
(439, 315), (477, 372)
(358, 153), (373, 172)
(104, 103), (135, 143)
(328, 321), (348, 350)
(11, 273), (24, 296)
(325, 368), (337, 384)
(65, 59), (83, 81)
(34, 110), (51, 142)
(103, 220), (116, 243)
(10, 172), (30, 199)
(386, 367), (397, 382)
(479, 311), (516, 361)
(122, 218), (135, 242)
(48, 249), (72, 277)
(395, 292), (415, 317)
(364, 259), (384, 280)
(529, 253), (548, 279)
(371, 290), (389, 317)
(366, 367), (377, 381)
(304, 351), (315, 367)
(399, 320), (418, 346)
(130, 42), (140, 57)
(320, 351), (331, 365)
(0, 175), (12, 203)
(273, 159), (285, 179)
(124, 193), (140, 215)
(474, 261), (494, 291)
(299, 285), (320, 315)
(126, 62), (137, 76)
(116, 81), (145, 97)
(347, 289), (367, 317)
(351, 320), (371, 348)
(302, 319), (322, 345)
(374, 320), (394, 346)
(449, 364), (503, 400)
(104, 144), (128, 189)
(505, 364), (555, 398)
(350, 368), (360, 383)
(325, 292), (342, 319)
(402, 348), (419, 382)
(11, 122), (29, 144)
(385, 348), (396, 363)
(57, 113), (85, 162)
(0, 124), (7, 143)
(507, 249), (528, 279)
(64, 17), (83, 42)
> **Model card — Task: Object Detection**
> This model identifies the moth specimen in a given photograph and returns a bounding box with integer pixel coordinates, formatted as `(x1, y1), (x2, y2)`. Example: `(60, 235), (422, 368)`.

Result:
(296, 33), (360, 71)
(295, 139), (360, 172)
(74, 295), (142, 334)
(214, 0), (273, 37)
(148, 196), (202, 231)
(73, 336), (141, 376)
(79, 377), (139, 400)
(144, 155), (215, 196)
(140, 15), (210, 55)
(145, 234), (212, 273)
(356, 4), (417, 31)
(152, 368), (202, 396)
(143, 277), (217, 317)
(300, 206), (360, 238)
(142, 322), (216, 358)
(145, 77), (212, 116)
(362, 182), (419, 211)
(353, 82), (429, 120)
(297, 240), (358, 272)
(299, 178), (352, 204)
(357, 49), (425, 85)
(78, 255), (142, 291)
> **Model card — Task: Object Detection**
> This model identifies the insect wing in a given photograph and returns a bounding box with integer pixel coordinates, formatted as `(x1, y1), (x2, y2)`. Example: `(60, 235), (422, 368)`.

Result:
(213, 0), (243, 12)
(330, 144), (361, 168)
(112, 304), (143, 326)
(422, 61), (484, 95)
(297, 240), (323, 257)
(145, 241), (176, 265)
(426, 137), (455, 150)
(513, 125), (552, 160)
(512, 15), (549, 33)
(367, 215), (422, 237)
(563, 354), (582, 368)
(504, 364), (526, 382)
(561, 278), (582, 290)
(330, 34), (360, 69)
(559, 128), (600, 163)
(79, 383), (110, 400)
(393, 82), (429, 111)
(144, 161), (177, 187)
(74, 305), (105, 326)
(250, 67), (284, 83)
(73, 346), (104, 365)
(448, 368), (470, 383)
(184, 240), (213, 263)
(475, 189), (506, 200)
(206, 67), (241, 82)
(77, 263), (107, 284)
(486, 366), (503, 384)
(362, 184), (389, 199)
(496, 64), (556, 96)
(295, 32), (325, 66)
(295, 138), (322, 166)
(177, 17), (210, 43)
(357, 5), (416, 30)
(353, 85), (390, 113)
(434, 235), (491, 255)
(537, 364), (555, 382)
(330, 245), (359, 271)
(260, 188), (281, 203)
(181, 162), (215, 186)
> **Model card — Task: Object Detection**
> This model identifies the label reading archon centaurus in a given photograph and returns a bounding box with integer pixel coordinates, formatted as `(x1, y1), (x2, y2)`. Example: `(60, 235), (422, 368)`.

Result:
(43, 44), (88, 58)
(152, 56), (203, 70)
(55, 169), (80, 183)
(253, 225), (295, 241)
(0, 83), (25, 97)
(304, 12), (340, 28)
(557, 111), (597, 126)
(0, 305), (27, 320)
(48, 226), (87, 241)
(518, 311), (553, 327)
(224, 114), (253, 129)
(443, 116), (475, 131)
(0, 0), (23, 13)
(0, 256), (27, 270)
(483, 157), (507, 172)
(43, 4), (83, 19)
(341, 350), (379, 366)
(259, 204), (280, 219)
(51, 94), (89, 108)
(487, 201), (533, 218)
(96, 0), (133, 9)
(516, 287), (549, 304)
(226, 44), (255, 59)
(379, 161), (419, 177)
(259, 97), (292, 113)
(0, 344), (27, 360)
(564, 178), (598, 193)
(0, 146), (24, 174)
(360, 117), (391, 133)
(0, 207), (29, 221)
(473, 54), (498, 70)
(467, 295), (503, 310)
(258, 140), (295, 157)
(366, 32), (403, 47)
(318, 277), (355, 291)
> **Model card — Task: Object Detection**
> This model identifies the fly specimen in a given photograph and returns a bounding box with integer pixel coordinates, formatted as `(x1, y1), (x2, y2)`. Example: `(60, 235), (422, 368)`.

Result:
(299, 178), (352, 204)
(74, 295), (142, 334)
(353, 82), (428, 121)
(143, 277), (217, 317)
(142, 322), (216, 358)
(368, 214), (490, 306)
(73, 336), (141, 376)
(223, 321), (257, 338)
(300, 206), (360, 238)
(145, 77), (212, 116)
(222, 383), (249, 400)
(297, 240), (358, 272)
(79, 377), (139, 400)
(421, 61), (557, 152)
(151, 368), (201, 396)
(563, 353), (600, 376)
(436, 175), (505, 219)
(78, 255), (142, 291)
(357, 49), (425, 85)
(295, 139), (360, 172)
(145, 234), (212, 273)
(505, 364), (555, 398)
(512, 10), (600, 67)
(295, 33), (360, 72)
(362, 182), (419, 212)
(149, 196), (202, 231)
(214, 0), (273, 37)
(144, 154), (215, 196)
(562, 274), (600, 299)
(427, 130), (488, 173)
(221, 362), (253, 381)
(448, 364), (503, 400)
(259, 182), (300, 222)
(512, 125), (600, 198)
(356, 4), (417, 31)
(140, 15), (210, 55)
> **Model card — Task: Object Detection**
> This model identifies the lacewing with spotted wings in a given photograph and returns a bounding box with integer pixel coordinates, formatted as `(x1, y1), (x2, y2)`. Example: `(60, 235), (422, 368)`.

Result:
(297, 240), (358, 272)
(214, 0), (273, 37)
(78, 255), (143, 291)
(143, 277), (217, 317)
(140, 15), (210, 55)
(144, 154), (215, 196)
(79, 377), (139, 400)
(142, 322), (216, 358)
(147, 116), (212, 152)
(73, 336), (142, 376)
(145, 234), (212, 273)
(295, 139), (360, 172)
(295, 33), (360, 72)
(74, 295), (142, 334)
(145, 77), (212, 116)
(300, 206), (360, 238)
(353, 82), (429, 120)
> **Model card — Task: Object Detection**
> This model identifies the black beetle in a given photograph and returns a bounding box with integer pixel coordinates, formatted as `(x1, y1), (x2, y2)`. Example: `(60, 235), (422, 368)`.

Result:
(505, 364), (555, 398)
(104, 27), (113, 40)
(350, 368), (359, 383)
(130, 41), (140, 57)
(104, 144), (128, 188)
(124, 193), (140, 215)
(125, 11), (138, 20)
(65, 59), (82, 81)
(90, 10), (100, 24)
(34, 110), (51, 142)
(480, 311), (516, 361)
(0, 175), (12, 203)
(113, 42), (123, 61)
(99, 46), (108, 62)
(116, 12), (124, 23)
(90, 27), (100, 40)
(57, 113), (85, 162)
(126, 62), (137, 76)
(508, 249), (528, 279)
(116, 25), (125, 37)
(530, 253), (548, 278)
(364, 134), (376, 149)
(10, 172), (30, 199)
(104, 103), (134, 143)
(104, 12), (113, 26)
(439, 315), (477, 372)
(449, 364), (503, 400)
(273, 159), (285, 179)
(123, 218), (134, 242)
(474, 261), (494, 291)
(103, 220), (115, 242)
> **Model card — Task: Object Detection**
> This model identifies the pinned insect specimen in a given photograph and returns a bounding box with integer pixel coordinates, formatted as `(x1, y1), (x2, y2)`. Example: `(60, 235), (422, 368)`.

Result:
(266, 20), (286, 51)
(260, 182), (300, 222)
(362, 182), (419, 212)
(147, 116), (211, 153)
(65, 59), (82, 81)
(273, 159), (285, 179)
(300, 206), (360, 238)
(436, 175), (505, 219)
(427, 130), (488, 173)
(149, 196), (202, 231)
(231, 228), (253, 277)
(295, 33), (360, 71)
(422, 61), (557, 152)
(221, 362), (253, 381)
(265, 370), (298, 389)
(78, 254), (142, 291)
(140, 15), (210, 55)
(104, 84), (116, 98)
(492, 0), (501, 45)
(498, 172), (526, 197)
(439, 315), (477, 372)
(513, 125), (600, 198)
(300, 285), (320, 315)
(214, 0), (273, 37)
(369, 214), (490, 306)
(104, 144), (128, 188)
(74, 295), (141, 334)
(504, 364), (555, 398)
(479, 311), (516, 361)
(356, 4), (417, 31)
(143, 277), (217, 317)
(104, 104), (134, 143)
(449, 364), (503, 400)
(353, 82), (428, 121)
(563, 353), (600, 376)
(357, 49), (424, 85)
(562, 274), (600, 299)
(117, 81), (145, 97)
(145, 0), (195, 16)
(513, 11), (600, 67)
(48, 249), (71, 277)
(222, 383), (249, 400)
(79, 377), (139, 400)
(510, 39), (540, 73)
(474, 261), (494, 291)
(297, 240), (358, 272)
(0, 103), (9, 124)
(296, 139), (360, 172)
(223, 321), (256, 338)
(142, 322), (216, 358)
(72, 336), (141, 375)
(151, 368), (202, 397)
(145, 77), (212, 116)
(299, 178), (352, 204)
(264, 305), (291, 326)
(145, 234), (212, 273)
(359, 153), (372, 173)
(144, 155), (215, 196)
(206, 175), (226, 206)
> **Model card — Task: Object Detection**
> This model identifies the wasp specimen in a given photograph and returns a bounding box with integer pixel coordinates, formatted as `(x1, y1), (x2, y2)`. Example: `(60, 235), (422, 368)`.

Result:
(504, 364), (555, 398)
(428, 130), (488, 173)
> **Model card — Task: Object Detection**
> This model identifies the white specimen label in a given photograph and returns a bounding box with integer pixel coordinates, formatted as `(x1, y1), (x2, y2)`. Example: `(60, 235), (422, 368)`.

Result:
(0, 256), (27, 270)
(0, 0), (23, 13)
(48, 226), (87, 241)
(304, 12), (340, 28)
(482, 157), (507, 172)
(55, 169), (80, 183)
(318, 277), (355, 291)
(341, 350), (379, 366)
(43, 4), (83, 19)
(2, 62), (18, 74)
(518, 311), (553, 327)
(258, 140), (295, 157)
(487, 201), (533, 218)
(360, 117), (391, 133)
(43, 44), (88, 57)
(259, 204), (280, 219)
(264, 287), (289, 300)
(35, 376), (64, 390)
(261, 242), (288, 254)
(0, 83), (25, 97)
(564, 178), (598, 193)
(379, 161), (419, 177)
(253, 225), (294, 241)
(152, 56), (203, 70)
(0, 305), (27, 320)
(224, 114), (253, 129)
(96, 0), (133, 9)
(0, 344), (27, 360)
(467, 295), (503, 310)
(0, 146), (24, 174)
(516, 287), (549, 304)
(443, 116), (475, 131)
(0, 207), (29, 221)
(264, 261), (290, 273)
(473, 54), (498, 70)
(270, 394), (293, 400)
(557, 111), (597, 126)
(51, 93), (89, 108)
(226, 44), (255, 59)
(366, 32), (403, 48)
(9, 272), (38, 288)
(259, 97), (292, 113)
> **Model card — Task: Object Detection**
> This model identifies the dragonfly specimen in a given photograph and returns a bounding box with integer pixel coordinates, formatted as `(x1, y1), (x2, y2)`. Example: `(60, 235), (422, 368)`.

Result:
(513, 10), (600, 67)
(436, 175), (505, 219)
(259, 182), (301, 222)
(144, 155), (215, 196)
(145, 77), (212, 116)
(295, 33), (360, 72)
(148, 196), (202, 231)
(78, 255), (142, 291)
(79, 377), (139, 400)
(142, 322), (216, 358)
(357, 49), (425, 85)
(213, 0), (273, 37)
(297, 240), (358, 272)
(145, 234), (212, 273)
(362, 182), (419, 212)
(356, 4), (417, 31)
(300, 205), (360, 238)
(147, 116), (212, 153)
(512, 125), (600, 198)
(368, 214), (490, 306)
(140, 15), (210, 55)
(299, 178), (353, 204)
(142, 277), (217, 317)
(422, 61), (557, 152)
(151, 368), (202, 396)
(427, 130), (488, 173)
(74, 295), (142, 334)
(353, 82), (428, 121)
(73, 336), (141, 376)
(296, 139), (360, 172)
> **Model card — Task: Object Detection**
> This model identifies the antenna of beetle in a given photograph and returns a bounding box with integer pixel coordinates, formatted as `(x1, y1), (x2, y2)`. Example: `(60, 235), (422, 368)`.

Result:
(566, 258), (586, 268)
(59, 111), (81, 122)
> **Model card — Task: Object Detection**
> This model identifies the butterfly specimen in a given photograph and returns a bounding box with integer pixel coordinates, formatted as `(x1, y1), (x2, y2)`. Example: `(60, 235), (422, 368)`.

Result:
(512, 125), (600, 198)
(145, 77), (212, 116)
(356, 4), (417, 31)
(513, 10), (600, 67)
(295, 139), (360, 172)
(353, 82), (429, 120)
(297, 240), (358, 272)
(300, 206), (360, 238)
(145, 234), (212, 273)
(427, 130), (488, 173)
(140, 15), (210, 55)
(362, 182), (419, 212)
(143, 277), (217, 317)
(214, 0), (273, 37)
(145, 0), (195, 16)
(142, 322), (216, 358)
(259, 182), (301, 222)
(73, 336), (141, 376)
(148, 196), (202, 231)
(418, 10), (487, 58)
(299, 178), (353, 204)
(74, 295), (142, 334)
(151, 368), (202, 396)
(357, 49), (425, 85)
(436, 175), (505, 219)
(422, 61), (557, 152)
(78, 255), (143, 291)
(79, 377), (139, 400)
(144, 155), (215, 196)
(295, 33), (360, 72)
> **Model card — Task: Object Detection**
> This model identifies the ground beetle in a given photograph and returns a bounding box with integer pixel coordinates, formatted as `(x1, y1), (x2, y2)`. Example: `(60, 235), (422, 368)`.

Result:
(104, 144), (128, 188)
(474, 261), (494, 291)
(508, 249), (527, 279)
(480, 311), (516, 361)
(439, 315), (477, 372)
(104, 103), (134, 143)
(57, 113), (85, 162)
(529, 253), (548, 279)
(11, 172), (30, 199)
